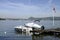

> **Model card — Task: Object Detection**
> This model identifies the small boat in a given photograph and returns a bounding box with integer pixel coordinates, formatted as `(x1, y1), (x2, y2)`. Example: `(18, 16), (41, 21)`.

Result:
(14, 22), (44, 32)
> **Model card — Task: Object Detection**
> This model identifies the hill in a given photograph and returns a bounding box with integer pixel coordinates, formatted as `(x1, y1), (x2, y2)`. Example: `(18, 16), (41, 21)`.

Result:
(28, 17), (60, 20)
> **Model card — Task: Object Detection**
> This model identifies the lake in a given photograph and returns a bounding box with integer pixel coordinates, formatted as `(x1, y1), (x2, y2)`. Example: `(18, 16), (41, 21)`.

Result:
(0, 20), (60, 40)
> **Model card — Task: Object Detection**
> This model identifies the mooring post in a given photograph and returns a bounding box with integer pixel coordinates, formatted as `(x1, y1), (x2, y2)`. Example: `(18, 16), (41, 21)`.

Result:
(32, 28), (35, 35)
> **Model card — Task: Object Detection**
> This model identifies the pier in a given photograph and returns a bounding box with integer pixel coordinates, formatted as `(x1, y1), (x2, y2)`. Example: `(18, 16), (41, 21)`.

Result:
(30, 28), (60, 36)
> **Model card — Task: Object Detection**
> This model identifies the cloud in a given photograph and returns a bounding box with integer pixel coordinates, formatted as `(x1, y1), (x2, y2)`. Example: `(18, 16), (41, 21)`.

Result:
(0, 1), (42, 18)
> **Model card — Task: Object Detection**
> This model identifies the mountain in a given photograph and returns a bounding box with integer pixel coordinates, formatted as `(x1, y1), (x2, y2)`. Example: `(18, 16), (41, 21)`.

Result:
(0, 17), (60, 20)
(28, 17), (60, 20)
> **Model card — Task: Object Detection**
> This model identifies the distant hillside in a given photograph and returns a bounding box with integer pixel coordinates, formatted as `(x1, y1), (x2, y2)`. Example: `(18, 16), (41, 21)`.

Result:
(0, 18), (27, 20)
(0, 18), (6, 20)
(28, 17), (60, 20)
(0, 17), (60, 20)
(42, 17), (60, 20)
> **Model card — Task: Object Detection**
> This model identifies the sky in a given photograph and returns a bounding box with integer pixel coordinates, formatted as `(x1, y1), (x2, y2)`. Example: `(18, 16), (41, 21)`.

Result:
(0, 0), (60, 18)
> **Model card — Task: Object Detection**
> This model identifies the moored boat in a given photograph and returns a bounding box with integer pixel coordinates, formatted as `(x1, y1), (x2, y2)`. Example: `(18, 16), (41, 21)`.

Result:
(14, 22), (44, 32)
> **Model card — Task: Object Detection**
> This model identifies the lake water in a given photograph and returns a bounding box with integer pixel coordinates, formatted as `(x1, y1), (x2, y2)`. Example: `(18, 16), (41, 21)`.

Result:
(0, 20), (60, 40)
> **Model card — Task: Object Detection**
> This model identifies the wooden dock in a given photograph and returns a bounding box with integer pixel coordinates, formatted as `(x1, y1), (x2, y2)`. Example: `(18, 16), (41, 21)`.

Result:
(30, 28), (60, 36)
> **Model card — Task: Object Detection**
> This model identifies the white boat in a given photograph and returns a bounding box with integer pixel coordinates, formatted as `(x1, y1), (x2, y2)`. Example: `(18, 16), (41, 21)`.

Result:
(14, 22), (44, 32)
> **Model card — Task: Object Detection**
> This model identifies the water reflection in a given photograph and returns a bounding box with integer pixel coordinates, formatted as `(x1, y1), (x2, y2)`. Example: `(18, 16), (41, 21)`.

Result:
(15, 31), (60, 40)
(32, 35), (44, 40)
(0, 31), (60, 40)
(15, 31), (33, 36)
(32, 34), (60, 40)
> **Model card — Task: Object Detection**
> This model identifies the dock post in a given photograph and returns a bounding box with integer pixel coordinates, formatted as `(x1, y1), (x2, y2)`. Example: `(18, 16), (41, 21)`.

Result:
(32, 28), (35, 35)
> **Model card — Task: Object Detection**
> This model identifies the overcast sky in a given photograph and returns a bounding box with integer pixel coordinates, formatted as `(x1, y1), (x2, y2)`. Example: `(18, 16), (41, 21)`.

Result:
(0, 0), (60, 18)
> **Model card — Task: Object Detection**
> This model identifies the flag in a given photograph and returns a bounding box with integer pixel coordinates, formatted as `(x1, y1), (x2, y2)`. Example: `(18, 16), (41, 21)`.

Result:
(53, 7), (56, 13)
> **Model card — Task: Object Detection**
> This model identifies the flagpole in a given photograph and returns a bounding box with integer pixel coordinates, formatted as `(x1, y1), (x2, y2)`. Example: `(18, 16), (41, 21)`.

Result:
(52, 6), (56, 26)
(53, 11), (54, 26)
